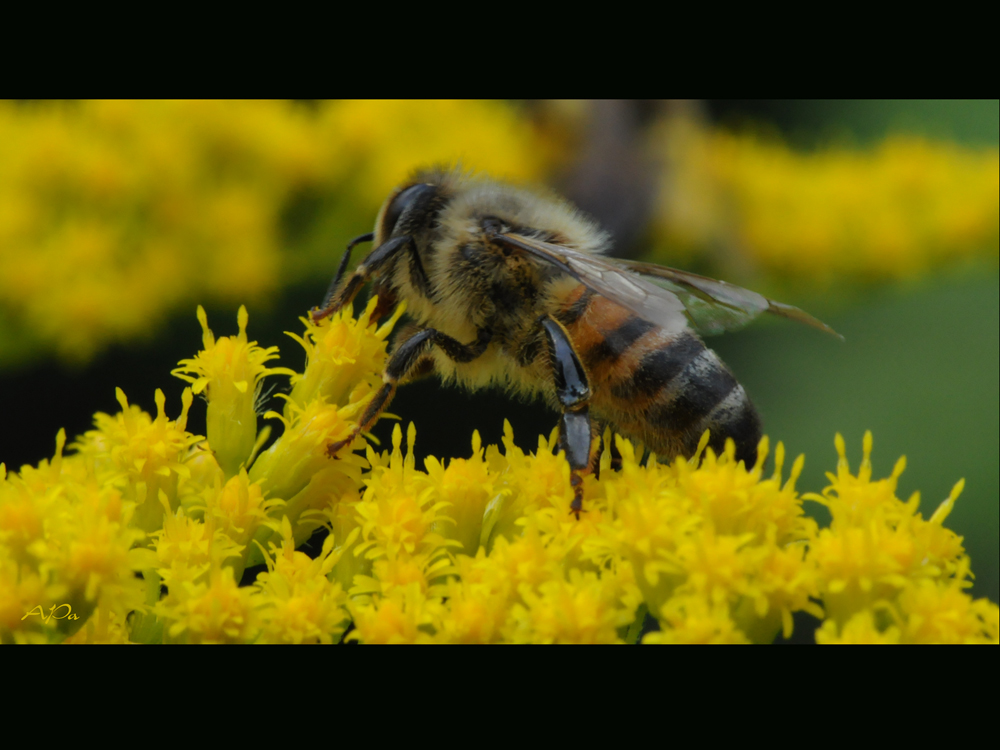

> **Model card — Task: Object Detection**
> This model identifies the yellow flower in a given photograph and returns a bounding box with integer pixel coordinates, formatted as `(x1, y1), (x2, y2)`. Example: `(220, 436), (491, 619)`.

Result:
(425, 430), (497, 556)
(0, 100), (547, 367)
(318, 99), (547, 208)
(172, 305), (294, 477)
(155, 565), (257, 644)
(481, 422), (577, 547)
(430, 551), (512, 644)
(250, 398), (356, 508)
(348, 424), (456, 596)
(347, 582), (443, 644)
(652, 116), (999, 283)
(805, 433), (997, 644)
(893, 575), (998, 644)
(152, 498), (243, 588)
(5, 282), (996, 644)
(70, 387), (199, 533)
(504, 568), (636, 644)
(1, 431), (155, 643)
(643, 595), (750, 645)
(62, 607), (133, 644)
(815, 610), (900, 644)
(252, 518), (351, 644)
(807, 433), (968, 622)
(285, 296), (405, 412)
(203, 469), (275, 554)
(601, 434), (820, 643)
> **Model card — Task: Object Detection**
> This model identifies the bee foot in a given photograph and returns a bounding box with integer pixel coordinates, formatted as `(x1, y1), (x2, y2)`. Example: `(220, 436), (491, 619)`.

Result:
(311, 307), (332, 325)
(326, 434), (355, 457)
(569, 474), (585, 519)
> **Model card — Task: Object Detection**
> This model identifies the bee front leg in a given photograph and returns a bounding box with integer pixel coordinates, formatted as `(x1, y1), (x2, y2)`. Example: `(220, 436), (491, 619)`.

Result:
(326, 326), (493, 457)
(311, 233), (413, 324)
(539, 316), (592, 519)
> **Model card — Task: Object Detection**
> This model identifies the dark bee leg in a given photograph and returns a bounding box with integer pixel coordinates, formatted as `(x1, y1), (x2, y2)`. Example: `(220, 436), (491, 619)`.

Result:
(318, 232), (374, 314)
(592, 431), (603, 480)
(326, 326), (493, 457)
(608, 433), (623, 471)
(398, 354), (436, 385)
(590, 422), (621, 479)
(311, 234), (410, 324)
(539, 316), (592, 519)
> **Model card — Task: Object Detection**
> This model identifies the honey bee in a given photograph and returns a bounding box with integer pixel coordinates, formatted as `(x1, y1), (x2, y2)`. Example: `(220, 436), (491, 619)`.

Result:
(314, 168), (840, 516)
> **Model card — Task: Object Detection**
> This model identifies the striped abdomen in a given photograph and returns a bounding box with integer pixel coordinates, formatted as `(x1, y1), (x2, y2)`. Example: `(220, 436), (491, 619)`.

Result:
(555, 285), (761, 466)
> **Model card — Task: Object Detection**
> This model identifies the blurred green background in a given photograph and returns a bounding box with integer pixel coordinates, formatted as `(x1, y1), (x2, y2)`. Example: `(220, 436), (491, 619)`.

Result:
(1, 99), (996, 604)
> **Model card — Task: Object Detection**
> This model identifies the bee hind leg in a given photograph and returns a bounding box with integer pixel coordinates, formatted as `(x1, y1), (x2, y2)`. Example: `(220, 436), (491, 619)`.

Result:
(589, 423), (622, 479)
(607, 430), (623, 471)
(539, 316), (593, 519)
(326, 326), (492, 457)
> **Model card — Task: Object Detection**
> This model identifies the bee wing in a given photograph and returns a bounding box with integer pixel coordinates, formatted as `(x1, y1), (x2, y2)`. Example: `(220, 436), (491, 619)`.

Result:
(615, 260), (843, 338)
(500, 233), (842, 339)
(498, 233), (689, 334)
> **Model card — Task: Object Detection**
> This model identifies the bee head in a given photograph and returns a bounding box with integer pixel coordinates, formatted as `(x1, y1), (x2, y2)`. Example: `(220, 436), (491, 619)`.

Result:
(376, 182), (440, 243)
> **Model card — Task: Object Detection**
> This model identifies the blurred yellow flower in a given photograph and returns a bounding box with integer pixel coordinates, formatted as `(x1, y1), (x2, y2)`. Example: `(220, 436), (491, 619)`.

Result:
(0, 99), (547, 367)
(653, 116), (999, 284)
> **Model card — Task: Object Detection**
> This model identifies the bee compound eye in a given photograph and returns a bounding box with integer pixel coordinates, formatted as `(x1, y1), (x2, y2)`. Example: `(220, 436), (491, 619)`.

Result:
(383, 183), (435, 236)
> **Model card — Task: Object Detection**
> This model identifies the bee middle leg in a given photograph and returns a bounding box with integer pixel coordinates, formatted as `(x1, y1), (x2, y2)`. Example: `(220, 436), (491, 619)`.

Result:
(538, 316), (593, 519)
(326, 326), (493, 457)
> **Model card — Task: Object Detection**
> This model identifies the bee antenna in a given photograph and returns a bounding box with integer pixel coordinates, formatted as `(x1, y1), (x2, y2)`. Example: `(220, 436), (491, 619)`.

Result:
(322, 233), (374, 311)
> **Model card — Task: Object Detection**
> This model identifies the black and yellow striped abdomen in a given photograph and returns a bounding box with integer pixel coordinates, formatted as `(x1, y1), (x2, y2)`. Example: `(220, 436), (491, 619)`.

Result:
(556, 285), (761, 466)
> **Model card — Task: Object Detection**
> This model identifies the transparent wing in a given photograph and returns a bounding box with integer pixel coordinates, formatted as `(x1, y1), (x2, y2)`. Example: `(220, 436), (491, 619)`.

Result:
(496, 233), (688, 334)
(615, 260), (842, 338)
(498, 232), (842, 339)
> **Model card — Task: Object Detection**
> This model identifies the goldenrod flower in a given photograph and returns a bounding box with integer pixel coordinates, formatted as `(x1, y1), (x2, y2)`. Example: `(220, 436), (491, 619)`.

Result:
(806, 433), (997, 644)
(348, 582), (445, 644)
(204, 469), (276, 556)
(155, 565), (256, 644)
(172, 305), (295, 478)
(242, 396), (363, 567)
(481, 423), (578, 547)
(504, 569), (636, 644)
(285, 297), (404, 412)
(591, 435), (820, 643)
(348, 424), (456, 596)
(814, 609), (901, 644)
(252, 518), (351, 644)
(425, 431), (497, 556)
(62, 607), (133, 644)
(151, 497), (243, 589)
(1, 431), (152, 642)
(3, 295), (995, 644)
(70, 387), (199, 533)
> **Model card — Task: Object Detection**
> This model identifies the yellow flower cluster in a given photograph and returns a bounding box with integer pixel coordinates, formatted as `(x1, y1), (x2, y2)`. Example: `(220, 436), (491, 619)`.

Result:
(1, 300), (996, 644)
(653, 116), (999, 283)
(808, 435), (995, 643)
(0, 100), (546, 366)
